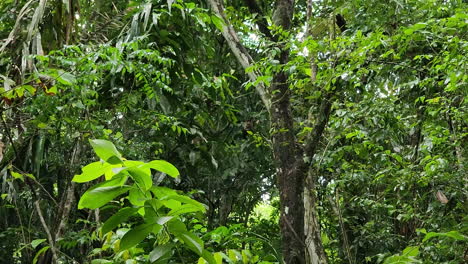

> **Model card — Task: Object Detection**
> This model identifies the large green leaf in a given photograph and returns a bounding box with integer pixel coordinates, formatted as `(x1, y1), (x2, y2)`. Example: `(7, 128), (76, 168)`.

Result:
(120, 223), (155, 250)
(90, 139), (123, 164)
(128, 167), (152, 190)
(162, 194), (206, 212)
(168, 204), (204, 216)
(72, 161), (120, 183)
(143, 160), (179, 178)
(150, 186), (178, 199)
(149, 244), (173, 262)
(101, 207), (139, 234)
(33, 246), (50, 264)
(201, 250), (218, 264)
(167, 219), (187, 234)
(178, 231), (204, 255)
(128, 188), (148, 207)
(78, 185), (131, 209)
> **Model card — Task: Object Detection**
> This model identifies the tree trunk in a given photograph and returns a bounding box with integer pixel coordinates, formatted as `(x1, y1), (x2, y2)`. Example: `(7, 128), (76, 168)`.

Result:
(207, 1), (332, 262)
(269, 1), (308, 262)
(270, 67), (306, 264)
(304, 172), (327, 264)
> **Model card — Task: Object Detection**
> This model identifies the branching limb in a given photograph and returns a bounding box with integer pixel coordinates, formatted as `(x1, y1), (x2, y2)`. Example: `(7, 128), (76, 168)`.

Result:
(207, 0), (271, 110)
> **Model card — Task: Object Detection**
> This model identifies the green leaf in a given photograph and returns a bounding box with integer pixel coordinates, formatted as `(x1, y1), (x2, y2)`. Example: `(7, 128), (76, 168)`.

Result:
(31, 239), (46, 249)
(120, 223), (155, 250)
(402, 246), (419, 257)
(72, 161), (120, 183)
(143, 160), (179, 178)
(211, 15), (225, 31)
(167, 219), (187, 234)
(128, 188), (148, 206)
(78, 179), (131, 209)
(33, 246), (50, 264)
(168, 204), (204, 216)
(163, 194), (206, 212)
(90, 139), (123, 164)
(56, 70), (76, 85)
(423, 230), (467, 242)
(149, 244), (173, 262)
(201, 250), (217, 264)
(101, 207), (139, 234)
(178, 231), (204, 255)
(213, 252), (223, 264)
(154, 216), (173, 225)
(128, 167), (152, 191)
(10, 171), (24, 181)
(91, 260), (113, 264)
(150, 186), (178, 199)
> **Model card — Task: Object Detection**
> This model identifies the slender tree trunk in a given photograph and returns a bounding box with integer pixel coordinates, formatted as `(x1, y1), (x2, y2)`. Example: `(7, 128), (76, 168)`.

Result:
(54, 140), (80, 240)
(304, 171), (327, 264)
(303, 2), (327, 263)
(34, 200), (59, 263)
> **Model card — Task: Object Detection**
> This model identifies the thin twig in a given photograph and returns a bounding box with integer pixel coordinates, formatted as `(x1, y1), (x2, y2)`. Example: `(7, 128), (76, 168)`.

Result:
(34, 200), (59, 263)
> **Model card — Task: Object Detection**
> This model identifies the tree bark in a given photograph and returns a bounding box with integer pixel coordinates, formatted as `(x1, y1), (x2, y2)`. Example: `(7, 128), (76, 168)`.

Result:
(270, 61), (305, 264)
(304, 172), (327, 264)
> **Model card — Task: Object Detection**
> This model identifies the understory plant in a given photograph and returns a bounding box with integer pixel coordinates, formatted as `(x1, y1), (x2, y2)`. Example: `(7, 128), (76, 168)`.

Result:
(74, 139), (214, 263)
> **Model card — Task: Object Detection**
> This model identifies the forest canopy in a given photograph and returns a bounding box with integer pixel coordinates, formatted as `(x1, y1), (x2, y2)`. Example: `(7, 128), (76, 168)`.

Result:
(0, 0), (467, 263)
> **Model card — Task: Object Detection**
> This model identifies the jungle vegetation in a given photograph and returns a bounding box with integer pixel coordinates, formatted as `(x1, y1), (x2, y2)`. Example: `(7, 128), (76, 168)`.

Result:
(0, 0), (467, 263)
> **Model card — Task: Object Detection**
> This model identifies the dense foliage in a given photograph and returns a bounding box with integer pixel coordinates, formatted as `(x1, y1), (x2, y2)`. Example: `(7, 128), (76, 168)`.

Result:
(0, 0), (466, 263)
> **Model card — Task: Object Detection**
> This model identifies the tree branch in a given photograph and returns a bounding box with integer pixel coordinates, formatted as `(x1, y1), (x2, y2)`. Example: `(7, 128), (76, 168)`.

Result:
(34, 200), (59, 263)
(207, 0), (271, 110)
(303, 93), (333, 168)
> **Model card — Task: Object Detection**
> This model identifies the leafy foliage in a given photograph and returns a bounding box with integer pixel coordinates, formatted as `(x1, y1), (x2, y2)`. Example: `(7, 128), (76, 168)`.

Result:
(0, 0), (466, 263)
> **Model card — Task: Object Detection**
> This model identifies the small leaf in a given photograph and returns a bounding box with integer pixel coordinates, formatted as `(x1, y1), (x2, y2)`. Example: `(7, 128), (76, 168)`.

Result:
(102, 207), (139, 234)
(91, 260), (113, 264)
(31, 239), (46, 249)
(211, 15), (225, 31)
(11, 171), (24, 181)
(402, 246), (419, 257)
(120, 223), (154, 250)
(56, 70), (76, 85)
(151, 186), (178, 199)
(128, 188), (148, 207)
